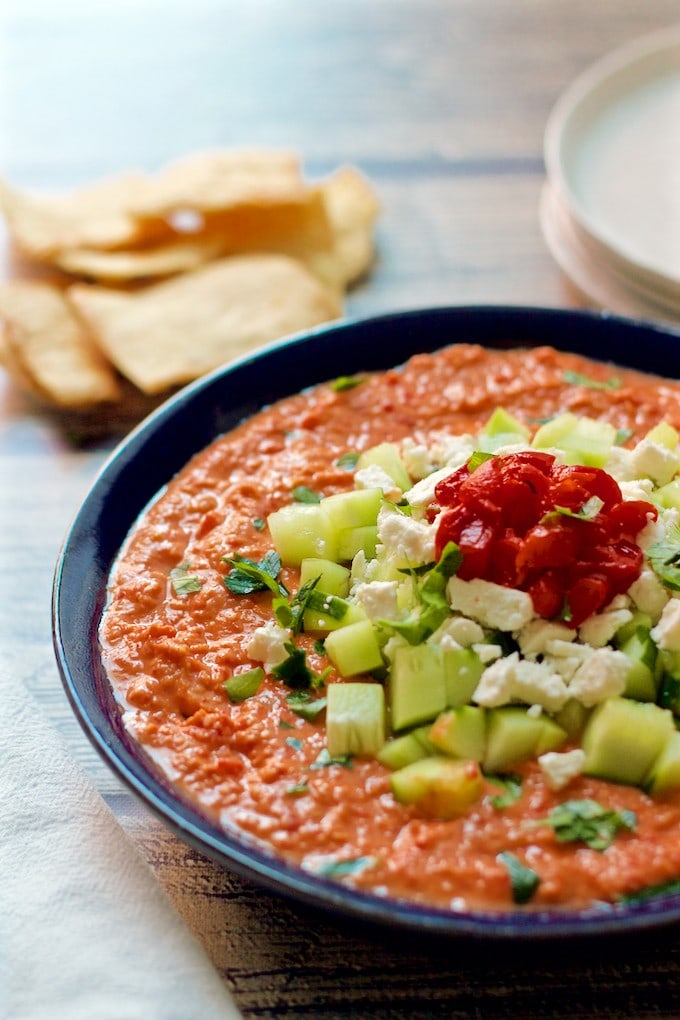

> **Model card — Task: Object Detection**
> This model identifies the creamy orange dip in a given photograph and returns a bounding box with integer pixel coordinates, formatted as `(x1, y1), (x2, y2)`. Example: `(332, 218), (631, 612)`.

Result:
(100, 344), (680, 911)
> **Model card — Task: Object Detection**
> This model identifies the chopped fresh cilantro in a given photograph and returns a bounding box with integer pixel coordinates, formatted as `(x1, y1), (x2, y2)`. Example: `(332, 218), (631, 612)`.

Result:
(563, 369), (621, 391)
(273, 577), (320, 634)
(272, 641), (327, 689)
(615, 427), (634, 446)
(286, 690), (327, 721)
(310, 747), (353, 769)
(285, 782), (309, 797)
(313, 638), (326, 656)
(224, 667), (264, 703)
(487, 772), (522, 809)
(330, 375), (364, 392)
(252, 516), (266, 531)
(658, 672), (680, 715)
(316, 856), (378, 878)
(169, 563), (203, 596)
(647, 528), (680, 591)
(619, 876), (680, 904)
(279, 719), (294, 730)
(292, 485), (322, 504)
(497, 851), (540, 905)
(286, 736), (304, 751)
(336, 451), (360, 470)
(305, 589), (349, 620)
(223, 550), (286, 597)
(467, 450), (495, 472)
(545, 496), (604, 522)
(531, 799), (637, 851)
(381, 541), (462, 645)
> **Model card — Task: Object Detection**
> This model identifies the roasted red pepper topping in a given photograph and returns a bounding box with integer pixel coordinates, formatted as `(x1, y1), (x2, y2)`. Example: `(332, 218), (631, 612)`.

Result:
(434, 452), (657, 627)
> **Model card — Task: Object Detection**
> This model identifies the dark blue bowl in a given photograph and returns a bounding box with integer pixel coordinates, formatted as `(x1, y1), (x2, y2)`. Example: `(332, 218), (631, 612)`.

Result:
(53, 304), (680, 938)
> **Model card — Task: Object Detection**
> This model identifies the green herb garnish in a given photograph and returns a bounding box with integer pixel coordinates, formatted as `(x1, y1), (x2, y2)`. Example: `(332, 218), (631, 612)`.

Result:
(169, 562), (203, 596)
(272, 641), (328, 689)
(223, 550), (286, 597)
(467, 450), (496, 472)
(647, 526), (680, 591)
(286, 690), (327, 721)
(530, 799), (637, 851)
(286, 736), (304, 751)
(310, 747), (353, 769)
(330, 375), (364, 392)
(336, 451), (360, 470)
(487, 772), (522, 809)
(224, 667), (264, 703)
(252, 516), (266, 531)
(292, 485), (322, 503)
(615, 427), (634, 446)
(497, 851), (540, 905)
(380, 541), (462, 645)
(285, 782), (309, 797)
(619, 876), (680, 904)
(544, 496), (604, 523)
(563, 370), (621, 391)
(316, 856), (378, 877)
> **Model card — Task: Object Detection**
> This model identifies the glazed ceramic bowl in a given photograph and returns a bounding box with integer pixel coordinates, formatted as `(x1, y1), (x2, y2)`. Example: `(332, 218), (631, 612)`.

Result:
(53, 305), (680, 938)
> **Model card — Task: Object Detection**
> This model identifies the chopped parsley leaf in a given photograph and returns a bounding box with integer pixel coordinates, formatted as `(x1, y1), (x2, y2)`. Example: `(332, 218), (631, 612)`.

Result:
(487, 772), (522, 809)
(272, 641), (327, 689)
(223, 550), (286, 596)
(467, 450), (495, 472)
(497, 851), (540, 905)
(316, 856), (378, 878)
(292, 485), (322, 503)
(336, 451), (360, 470)
(286, 736), (304, 751)
(252, 516), (266, 531)
(615, 427), (634, 446)
(310, 747), (353, 769)
(313, 638), (326, 656)
(563, 369), (621, 391)
(544, 496), (604, 523)
(330, 375), (364, 392)
(531, 799), (637, 851)
(619, 876), (680, 904)
(224, 667), (264, 703)
(286, 690), (327, 721)
(169, 563), (203, 597)
(285, 782), (309, 797)
(647, 527), (680, 591)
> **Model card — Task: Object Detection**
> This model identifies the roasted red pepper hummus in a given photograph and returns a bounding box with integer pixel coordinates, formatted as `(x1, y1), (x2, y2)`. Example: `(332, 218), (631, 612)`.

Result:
(100, 344), (680, 911)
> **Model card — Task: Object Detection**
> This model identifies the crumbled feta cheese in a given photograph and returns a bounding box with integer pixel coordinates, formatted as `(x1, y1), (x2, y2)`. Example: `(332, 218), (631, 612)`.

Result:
(447, 576), (535, 631)
(377, 506), (436, 565)
(539, 749), (586, 791)
(473, 642), (503, 664)
(527, 704), (543, 718)
(619, 477), (655, 502)
(651, 598), (680, 652)
(604, 446), (635, 482)
(431, 616), (485, 649)
(403, 465), (455, 508)
(354, 580), (399, 622)
(627, 567), (670, 621)
(578, 608), (633, 648)
(516, 619), (575, 658)
(629, 439), (680, 487)
(638, 506), (680, 551)
(567, 648), (629, 707)
(354, 464), (402, 501)
(438, 433), (477, 468)
(542, 640), (591, 683)
(247, 620), (291, 672)
(349, 550), (380, 591)
(473, 652), (569, 712)
(400, 438), (435, 480)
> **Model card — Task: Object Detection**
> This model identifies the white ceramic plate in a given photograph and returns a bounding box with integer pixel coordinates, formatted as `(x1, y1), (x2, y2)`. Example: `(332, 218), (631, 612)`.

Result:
(544, 26), (680, 299)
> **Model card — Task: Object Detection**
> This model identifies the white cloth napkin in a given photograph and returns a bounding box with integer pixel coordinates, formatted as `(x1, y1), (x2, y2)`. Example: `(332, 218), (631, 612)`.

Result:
(1, 667), (241, 1020)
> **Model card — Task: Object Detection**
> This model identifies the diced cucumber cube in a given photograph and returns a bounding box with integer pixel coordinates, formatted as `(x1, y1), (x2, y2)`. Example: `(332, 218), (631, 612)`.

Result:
(321, 488), (383, 531)
(377, 725), (436, 770)
(299, 558), (351, 596)
(442, 647), (484, 707)
(302, 599), (366, 635)
(554, 698), (590, 738)
(324, 619), (384, 676)
(326, 681), (385, 758)
(478, 432), (532, 453)
(481, 407), (530, 440)
(582, 697), (675, 786)
(390, 756), (485, 818)
(429, 706), (486, 761)
(645, 421), (679, 450)
(267, 504), (338, 564)
(483, 708), (566, 773)
(337, 525), (378, 561)
(655, 479), (680, 511)
(389, 643), (447, 731)
(619, 627), (658, 702)
(532, 412), (616, 468)
(356, 442), (411, 492)
(646, 731), (680, 793)
(614, 611), (654, 647)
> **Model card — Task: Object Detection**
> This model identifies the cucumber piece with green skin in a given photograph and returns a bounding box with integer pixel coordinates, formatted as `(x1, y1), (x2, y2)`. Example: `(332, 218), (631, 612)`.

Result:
(582, 697), (676, 786)
(324, 619), (384, 676)
(478, 432), (532, 453)
(267, 504), (338, 564)
(619, 627), (659, 702)
(321, 488), (383, 531)
(337, 525), (378, 561)
(302, 598), (366, 635)
(531, 412), (616, 468)
(483, 708), (567, 773)
(389, 756), (485, 819)
(429, 706), (486, 761)
(377, 725), (437, 770)
(554, 698), (590, 738)
(645, 421), (679, 450)
(356, 442), (411, 492)
(299, 557), (351, 596)
(389, 643), (447, 731)
(326, 681), (385, 758)
(614, 611), (654, 647)
(655, 479), (680, 511)
(442, 646), (484, 707)
(645, 731), (680, 793)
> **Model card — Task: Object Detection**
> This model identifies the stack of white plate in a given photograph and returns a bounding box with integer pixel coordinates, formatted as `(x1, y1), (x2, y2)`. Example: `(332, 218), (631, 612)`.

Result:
(541, 25), (680, 325)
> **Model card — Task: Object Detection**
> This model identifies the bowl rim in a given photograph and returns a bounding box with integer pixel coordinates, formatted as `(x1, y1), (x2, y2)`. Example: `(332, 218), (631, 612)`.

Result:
(53, 303), (680, 939)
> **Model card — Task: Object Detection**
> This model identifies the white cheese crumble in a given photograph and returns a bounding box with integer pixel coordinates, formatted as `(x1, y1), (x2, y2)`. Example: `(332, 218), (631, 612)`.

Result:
(447, 576), (535, 631)
(353, 580), (399, 622)
(354, 464), (402, 502)
(538, 749), (586, 791)
(473, 642), (503, 664)
(400, 438), (435, 480)
(627, 567), (670, 621)
(431, 616), (485, 649)
(247, 620), (291, 672)
(516, 620), (575, 658)
(651, 598), (680, 652)
(376, 505), (436, 565)
(578, 607), (633, 648)
(472, 652), (569, 713)
(567, 648), (629, 707)
(629, 439), (680, 487)
(403, 465), (455, 508)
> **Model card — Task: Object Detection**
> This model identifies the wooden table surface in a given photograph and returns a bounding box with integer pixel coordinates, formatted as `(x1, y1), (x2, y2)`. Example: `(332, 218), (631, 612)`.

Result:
(3, 2), (680, 1016)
